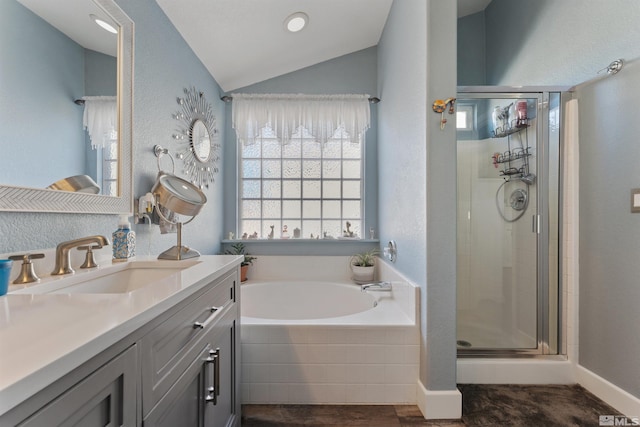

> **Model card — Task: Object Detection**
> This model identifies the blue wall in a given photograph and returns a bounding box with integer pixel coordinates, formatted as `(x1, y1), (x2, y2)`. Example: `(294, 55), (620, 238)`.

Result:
(0, 0), (225, 256)
(222, 47), (379, 256)
(478, 0), (640, 400)
(378, 0), (458, 396)
(0, 0), (85, 189)
(457, 11), (485, 86)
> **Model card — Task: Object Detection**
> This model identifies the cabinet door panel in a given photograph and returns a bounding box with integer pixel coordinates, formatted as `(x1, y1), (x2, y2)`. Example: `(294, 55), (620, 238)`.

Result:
(17, 345), (137, 427)
(144, 345), (209, 427)
(205, 308), (238, 427)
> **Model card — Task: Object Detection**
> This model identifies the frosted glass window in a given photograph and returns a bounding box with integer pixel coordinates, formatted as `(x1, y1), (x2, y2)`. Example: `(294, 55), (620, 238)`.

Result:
(283, 181), (301, 198)
(243, 220), (261, 237)
(238, 125), (363, 238)
(262, 181), (281, 198)
(303, 200), (321, 218)
(302, 142), (321, 158)
(323, 201), (341, 218)
(323, 181), (341, 199)
(283, 160), (301, 178)
(242, 160), (261, 178)
(263, 140), (282, 158)
(263, 160), (281, 178)
(283, 200), (301, 218)
(343, 181), (360, 199)
(243, 143), (261, 158)
(283, 140), (301, 158)
(303, 180), (321, 199)
(242, 200), (261, 218)
(303, 160), (321, 179)
(343, 160), (361, 179)
(242, 180), (260, 199)
(343, 141), (361, 159)
(324, 141), (341, 158)
(343, 201), (361, 218)
(101, 145), (118, 196)
(302, 220), (321, 238)
(263, 200), (281, 218)
(323, 160), (341, 179)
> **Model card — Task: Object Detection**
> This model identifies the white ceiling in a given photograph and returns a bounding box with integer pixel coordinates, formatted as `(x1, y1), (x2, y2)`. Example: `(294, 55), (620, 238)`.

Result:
(156, 0), (394, 92)
(18, 0), (118, 56)
(158, 0), (493, 92)
(18, 0), (492, 92)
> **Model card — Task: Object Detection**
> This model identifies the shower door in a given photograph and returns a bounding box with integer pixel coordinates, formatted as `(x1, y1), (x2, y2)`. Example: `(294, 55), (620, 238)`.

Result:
(456, 91), (561, 355)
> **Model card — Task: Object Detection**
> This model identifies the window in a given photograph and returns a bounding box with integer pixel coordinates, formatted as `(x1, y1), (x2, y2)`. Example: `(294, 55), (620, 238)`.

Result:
(239, 125), (363, 239)
(101, 143), (118, 196)
(456, 105), (475, 131)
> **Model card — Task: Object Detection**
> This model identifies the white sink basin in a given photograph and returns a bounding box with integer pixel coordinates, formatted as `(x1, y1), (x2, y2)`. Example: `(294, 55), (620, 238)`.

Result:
(10, 260), (201, 295)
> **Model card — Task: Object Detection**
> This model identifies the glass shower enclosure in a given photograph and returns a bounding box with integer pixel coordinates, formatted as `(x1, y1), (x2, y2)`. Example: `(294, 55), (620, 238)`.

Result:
(456, 89), (563, 356)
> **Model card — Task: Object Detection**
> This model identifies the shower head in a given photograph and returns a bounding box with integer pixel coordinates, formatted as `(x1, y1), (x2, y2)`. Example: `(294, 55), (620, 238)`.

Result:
(520, 173), (536, 185)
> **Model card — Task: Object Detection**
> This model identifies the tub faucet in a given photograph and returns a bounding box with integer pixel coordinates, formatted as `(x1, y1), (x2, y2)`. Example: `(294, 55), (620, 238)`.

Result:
(361, 281), (392, 292)
(52, 235), (110, 276)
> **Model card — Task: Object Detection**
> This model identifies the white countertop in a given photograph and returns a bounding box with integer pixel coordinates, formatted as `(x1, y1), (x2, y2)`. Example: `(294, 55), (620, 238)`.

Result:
(0, 255), (242, 416)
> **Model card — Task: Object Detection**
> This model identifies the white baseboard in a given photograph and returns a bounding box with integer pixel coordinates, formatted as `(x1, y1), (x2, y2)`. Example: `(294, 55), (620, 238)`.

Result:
(457, 358), (575, 384)
(576, 364), (640, 418)
(416, 380), (462, 420)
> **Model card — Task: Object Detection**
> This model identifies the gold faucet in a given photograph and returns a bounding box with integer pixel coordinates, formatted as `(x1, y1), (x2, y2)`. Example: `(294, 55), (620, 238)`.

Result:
(52, 236), (110, 275)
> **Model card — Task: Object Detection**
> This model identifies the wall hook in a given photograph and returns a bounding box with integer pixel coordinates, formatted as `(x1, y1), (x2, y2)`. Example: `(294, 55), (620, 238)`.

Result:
(432, 97), (456, 130)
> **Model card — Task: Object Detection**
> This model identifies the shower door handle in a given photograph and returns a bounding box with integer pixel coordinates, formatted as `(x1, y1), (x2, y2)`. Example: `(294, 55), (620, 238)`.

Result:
(532, 215), (541, 234)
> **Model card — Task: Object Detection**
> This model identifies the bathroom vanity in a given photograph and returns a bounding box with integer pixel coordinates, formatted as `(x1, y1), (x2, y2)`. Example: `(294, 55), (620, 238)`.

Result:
(0, 255), (242, 427)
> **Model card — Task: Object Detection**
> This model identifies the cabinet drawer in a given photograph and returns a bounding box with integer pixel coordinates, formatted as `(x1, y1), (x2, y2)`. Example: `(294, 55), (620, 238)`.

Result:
(141, 272), (236, 415)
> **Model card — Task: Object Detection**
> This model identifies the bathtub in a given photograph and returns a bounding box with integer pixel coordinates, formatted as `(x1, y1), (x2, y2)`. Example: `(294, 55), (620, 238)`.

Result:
(241, 279), (419, 404)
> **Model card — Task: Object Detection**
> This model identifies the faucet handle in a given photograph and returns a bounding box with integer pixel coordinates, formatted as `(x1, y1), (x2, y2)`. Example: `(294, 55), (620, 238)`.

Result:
(77, 245), (102, 269)
(8, 253), (45, 284)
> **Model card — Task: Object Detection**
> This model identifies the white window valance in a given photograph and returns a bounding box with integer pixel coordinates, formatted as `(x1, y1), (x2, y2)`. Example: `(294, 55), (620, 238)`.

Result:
(82, 96), (117, 149)
(231, 93), (371, 145)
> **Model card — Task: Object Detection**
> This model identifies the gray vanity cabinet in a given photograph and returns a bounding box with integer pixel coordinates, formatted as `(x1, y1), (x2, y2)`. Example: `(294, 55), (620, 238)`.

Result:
(1, 264), (241, 427)
(15, 345), (137, 427)
(143, 306), (238, 427)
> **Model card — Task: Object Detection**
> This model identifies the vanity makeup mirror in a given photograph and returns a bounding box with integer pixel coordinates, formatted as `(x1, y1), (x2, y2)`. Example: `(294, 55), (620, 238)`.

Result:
(0, 0), (133, 213)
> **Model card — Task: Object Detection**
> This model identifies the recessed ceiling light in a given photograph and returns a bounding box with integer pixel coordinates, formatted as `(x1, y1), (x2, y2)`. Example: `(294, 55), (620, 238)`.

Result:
(284, 12), (308, 33)
(90, 14), (117, 34)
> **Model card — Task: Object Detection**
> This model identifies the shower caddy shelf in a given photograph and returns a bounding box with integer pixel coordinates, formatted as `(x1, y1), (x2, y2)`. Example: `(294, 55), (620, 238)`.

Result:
(491, 119), (532, 181)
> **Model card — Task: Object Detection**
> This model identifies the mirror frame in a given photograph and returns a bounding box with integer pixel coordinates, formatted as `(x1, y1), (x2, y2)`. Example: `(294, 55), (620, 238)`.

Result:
(0, 0), (133, 214)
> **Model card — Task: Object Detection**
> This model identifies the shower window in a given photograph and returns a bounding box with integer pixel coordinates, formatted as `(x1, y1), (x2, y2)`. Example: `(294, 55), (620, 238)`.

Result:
(456, 105), (475, 131)
(238, 125), (363, 239)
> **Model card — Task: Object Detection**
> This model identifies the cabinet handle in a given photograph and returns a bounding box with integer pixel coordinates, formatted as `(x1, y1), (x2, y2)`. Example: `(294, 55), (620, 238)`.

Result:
(215, 347), (221, 397)
(205, 349), (219, 405)
(192, 306), (221, 329)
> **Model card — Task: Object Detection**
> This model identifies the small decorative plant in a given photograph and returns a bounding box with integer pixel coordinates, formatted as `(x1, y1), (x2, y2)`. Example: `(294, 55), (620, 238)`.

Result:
(350, 248), (379, 284)
(225, 242), (256, 266)
(225, 242), (256, 282)
(351, 248), (379, 267)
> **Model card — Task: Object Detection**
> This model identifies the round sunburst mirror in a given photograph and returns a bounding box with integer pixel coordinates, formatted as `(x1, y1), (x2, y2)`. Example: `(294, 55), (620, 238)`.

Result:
(172, 87), (220, 189)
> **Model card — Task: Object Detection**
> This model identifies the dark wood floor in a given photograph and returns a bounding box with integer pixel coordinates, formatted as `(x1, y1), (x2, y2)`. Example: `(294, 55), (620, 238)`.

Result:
(241, 384), (628, 426)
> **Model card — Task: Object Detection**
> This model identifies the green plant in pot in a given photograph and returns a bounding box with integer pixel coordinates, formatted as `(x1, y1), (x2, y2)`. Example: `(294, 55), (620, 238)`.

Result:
(225, 242), (256, 282)
(350, 248), (379, 284)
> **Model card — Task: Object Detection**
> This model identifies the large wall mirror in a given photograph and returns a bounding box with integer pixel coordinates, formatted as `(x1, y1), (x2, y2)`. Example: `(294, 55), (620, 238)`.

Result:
(0, 0), (133, 213)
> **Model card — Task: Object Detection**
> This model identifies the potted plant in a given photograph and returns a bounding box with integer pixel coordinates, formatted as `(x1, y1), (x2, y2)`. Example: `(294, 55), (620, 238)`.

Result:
(225, 242), (257, 282)
(350, 248), (379, 284)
